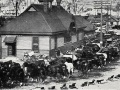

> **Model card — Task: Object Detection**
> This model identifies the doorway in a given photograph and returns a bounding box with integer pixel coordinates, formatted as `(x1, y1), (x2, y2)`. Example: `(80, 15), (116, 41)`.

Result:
(7, 43), (16, 56)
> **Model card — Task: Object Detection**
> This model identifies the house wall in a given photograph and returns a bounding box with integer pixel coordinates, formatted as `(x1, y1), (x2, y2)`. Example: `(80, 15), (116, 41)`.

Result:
(50, 37), (55, 49)
(17, 36), (32, 49)
(17, 36), (50, 59)
(78, 32), (84, 40)
(2, 35), (50, 59)
(2, 33), (84, 59)
(56, 32), (84, 48)
(0, 36), (2, 59)
(71, 34), (77, 43)
(16, 36), (32, 59)
(38, 36), (50, 55)
(49, 32), (85, 57)
(57, 36), (64, 47)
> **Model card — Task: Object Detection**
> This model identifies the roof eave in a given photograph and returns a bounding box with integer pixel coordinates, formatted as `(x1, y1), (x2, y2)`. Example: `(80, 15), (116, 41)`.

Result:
(0, 30), (67, 36)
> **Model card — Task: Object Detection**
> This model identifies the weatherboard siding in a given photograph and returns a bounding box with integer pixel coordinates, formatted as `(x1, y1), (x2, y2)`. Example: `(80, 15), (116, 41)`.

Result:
(57, 36), (64, 47)
(78, 32), (84, 40)
(2, 36), (7, 49)
(71, 34), (77, 43)
(17, 36), (50, 51)
(16, 36), (32, 59)
(50, 37), (55, 49)
(2, 48), (7, 59)
(0, 36), (2, 59)
(17, 36), (32, 50)
(2, 40), (7, 58)
(39, 36), (50, 51)
(16, 36), (50, 59)
(1, 35), (50, 59)
(38, 36), (50, 56)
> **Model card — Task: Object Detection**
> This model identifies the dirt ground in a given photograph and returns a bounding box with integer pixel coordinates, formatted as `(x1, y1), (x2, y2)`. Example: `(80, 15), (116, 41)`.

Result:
(2, 59), (120, 90)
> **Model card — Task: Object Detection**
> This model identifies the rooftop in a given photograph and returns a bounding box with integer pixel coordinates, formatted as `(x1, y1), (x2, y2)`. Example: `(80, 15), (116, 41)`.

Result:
(0, 4), (95, 35)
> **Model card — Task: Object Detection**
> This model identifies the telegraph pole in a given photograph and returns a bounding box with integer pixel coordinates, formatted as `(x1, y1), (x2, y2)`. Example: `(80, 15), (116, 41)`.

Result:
(110, 1), (112, 24)
(100, 0), (103, 48)
(16, 1), (18, 17)
(73, 0), (77, 15)
(94, 0), (110, 48)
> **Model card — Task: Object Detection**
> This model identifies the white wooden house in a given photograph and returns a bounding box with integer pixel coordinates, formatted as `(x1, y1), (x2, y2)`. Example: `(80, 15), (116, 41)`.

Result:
(0, 2), (95, 59)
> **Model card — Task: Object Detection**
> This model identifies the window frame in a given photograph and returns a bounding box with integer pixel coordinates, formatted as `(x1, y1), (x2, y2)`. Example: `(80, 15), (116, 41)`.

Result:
(32, 37), (39, 53)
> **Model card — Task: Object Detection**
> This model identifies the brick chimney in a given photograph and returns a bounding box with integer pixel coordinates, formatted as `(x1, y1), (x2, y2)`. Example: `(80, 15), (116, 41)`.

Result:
(56, 0), (62, 8)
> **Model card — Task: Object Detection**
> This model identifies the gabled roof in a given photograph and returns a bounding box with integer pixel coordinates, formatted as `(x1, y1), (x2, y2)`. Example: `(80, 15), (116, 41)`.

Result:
(0, 4), (95, 35)
(75, 15), (96, 32)
(25, 4), (44, 12)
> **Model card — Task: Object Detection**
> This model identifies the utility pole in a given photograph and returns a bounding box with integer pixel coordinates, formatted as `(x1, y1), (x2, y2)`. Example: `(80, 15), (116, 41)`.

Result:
(106, 4), (109, 33)
(94, 0), (110, 48)
(100, 0), (103, 48)
(116, 2), (120, 24)
(73, 0), (77, 15)
(11, 0), (19, 17)
(110, 1), (112, 23)
(16, 1), (18, 17)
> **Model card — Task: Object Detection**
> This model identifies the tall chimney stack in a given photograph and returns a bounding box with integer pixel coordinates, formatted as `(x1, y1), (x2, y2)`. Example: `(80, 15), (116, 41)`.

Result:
(56, 0), (62, 8)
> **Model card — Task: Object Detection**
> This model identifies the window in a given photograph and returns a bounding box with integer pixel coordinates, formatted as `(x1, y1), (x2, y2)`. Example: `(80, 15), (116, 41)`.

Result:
(32, 37), (39, 53)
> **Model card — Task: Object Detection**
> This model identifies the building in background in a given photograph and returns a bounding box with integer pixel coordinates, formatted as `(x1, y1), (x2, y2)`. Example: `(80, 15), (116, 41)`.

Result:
(0, 0), (95, 59)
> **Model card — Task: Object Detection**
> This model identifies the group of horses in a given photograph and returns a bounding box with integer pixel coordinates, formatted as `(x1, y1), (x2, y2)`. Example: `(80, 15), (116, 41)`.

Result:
(0, 43), (120, 88)
(74, 44), (119, 72)
(1, 36), (120, 88)
(0, 60), (24, 88)
(23, 41), (120, 81)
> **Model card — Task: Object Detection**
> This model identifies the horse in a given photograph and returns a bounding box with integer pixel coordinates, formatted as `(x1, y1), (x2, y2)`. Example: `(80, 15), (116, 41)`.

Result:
(96, 52), (107, 66)
(46, 61), (68, 80)
(64, 61), (74, 78)
(0, 61), (25, 87)
(74, 58), (89, 75)
(22, 62), (40, 82)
